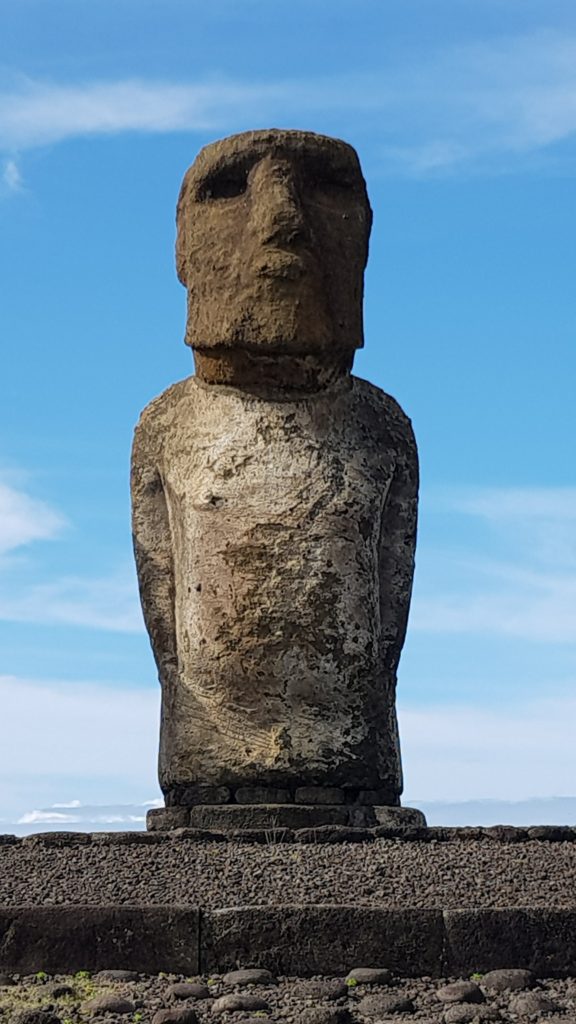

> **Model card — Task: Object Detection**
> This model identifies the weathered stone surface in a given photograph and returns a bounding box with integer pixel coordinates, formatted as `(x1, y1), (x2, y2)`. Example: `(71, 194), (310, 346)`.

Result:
(358, 992), (414, 1015)
(201, 906), (444, 976)
(132, 128), (419, 812)
(299, 1010), (352, 1024)
(437, 981), (484, 1004)
(167, 982), (210, 1000)
(94, 968), (139, 981)
(346, 967), (393, 985)
(509, 992), (558, 1016)
(153, 1011), (199, 1024)
(147, 807), (190, 831)
(295, 787), (345, 805)
(372, 806), (427, 827)
(481, 969), (535, 992)
(444, 1006), (499, 1024)
(85, 994), (135, 1015)
(444, 909), (576, 976)
(187, 804), (349, 830)
(291, 979), (348, 1000)
(223, 967), (277, 986)
(235, 787), (291, 804)
(0, 905), (200, 974)
(166, 785), (230, 807)
(211, 993), (270, 1014)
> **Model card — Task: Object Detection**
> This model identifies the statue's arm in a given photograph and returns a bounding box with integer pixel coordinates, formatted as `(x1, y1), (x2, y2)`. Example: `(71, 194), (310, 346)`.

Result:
(379, 414), (419, 674)
(131, 416), (177, 679)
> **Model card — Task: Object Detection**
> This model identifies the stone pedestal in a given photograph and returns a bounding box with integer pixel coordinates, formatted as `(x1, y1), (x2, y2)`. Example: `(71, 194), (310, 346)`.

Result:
(147, 802), (426, 833)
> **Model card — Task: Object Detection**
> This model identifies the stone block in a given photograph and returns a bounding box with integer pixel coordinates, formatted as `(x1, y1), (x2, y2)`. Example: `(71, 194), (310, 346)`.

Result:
(147, 807), (190, 831)
(295, 787), (345, 805)
(235, 786), (292, 804)
(372, 806), (427, 827)
(166, 785), (230, 806)
(187, 804), (349, 830)
(0, 905), (200, 975)
(444, 909), (576, 976)
(201, 906), (444, 976)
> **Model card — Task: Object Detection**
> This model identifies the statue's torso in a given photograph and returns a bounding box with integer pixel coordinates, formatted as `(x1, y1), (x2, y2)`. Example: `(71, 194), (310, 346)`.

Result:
(138, 375), (412, 789)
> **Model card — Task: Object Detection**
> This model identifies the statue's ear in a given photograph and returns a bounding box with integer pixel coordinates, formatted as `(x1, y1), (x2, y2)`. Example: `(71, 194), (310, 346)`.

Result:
(175, 171), (192, 287)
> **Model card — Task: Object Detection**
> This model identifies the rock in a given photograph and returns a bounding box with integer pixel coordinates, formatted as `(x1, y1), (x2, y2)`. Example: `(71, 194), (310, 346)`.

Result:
(345, 967), (393, 986)
(167, 983), (210, 1000)
(437, 981), (484, 1004)
(509, 993), (558, 1016)
(84, 994), (135, 1015)
(292, 980), (348, 1001)
(481, 970), (536, 993)
(222, 968), (276, 986)
(94, 969), (140, 981)
(211, 994), (270, 1015)
(50, 984), (75, 998)
(13, 1014), (62, 1024)
(153, 1010), (199, 1024)
(299, 1010), (352, 1024)
(444, 1005), (499, 1023)
(0, 974), (15, 986)
(358, 993), (415, 1015)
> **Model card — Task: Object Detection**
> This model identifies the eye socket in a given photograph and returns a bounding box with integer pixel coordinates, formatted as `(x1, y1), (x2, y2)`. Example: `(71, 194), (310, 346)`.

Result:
(198, 168), (248, 201)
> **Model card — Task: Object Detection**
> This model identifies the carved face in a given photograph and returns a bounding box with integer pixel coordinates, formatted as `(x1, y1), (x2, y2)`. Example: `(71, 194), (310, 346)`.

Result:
(176, 129), (372, 359)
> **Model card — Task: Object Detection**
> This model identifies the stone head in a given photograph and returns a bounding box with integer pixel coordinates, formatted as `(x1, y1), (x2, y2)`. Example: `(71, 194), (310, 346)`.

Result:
(176, 129), (372, 386)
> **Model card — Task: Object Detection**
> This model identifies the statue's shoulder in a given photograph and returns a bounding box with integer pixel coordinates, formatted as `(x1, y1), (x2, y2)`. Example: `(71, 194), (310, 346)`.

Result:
(350, 376), (416, 448)
(135, 376), (193, 433)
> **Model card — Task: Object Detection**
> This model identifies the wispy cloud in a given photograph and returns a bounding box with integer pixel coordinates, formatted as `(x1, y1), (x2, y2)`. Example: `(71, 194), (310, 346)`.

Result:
(1, 30), (576, 174)
(0, 570), (144, 632)
(0, 479), (66, 556)
(400, 691), (576, 802)
(1, 158), (23, 193)
(0, 675), (160, 788)
(412, 485), (576, 642)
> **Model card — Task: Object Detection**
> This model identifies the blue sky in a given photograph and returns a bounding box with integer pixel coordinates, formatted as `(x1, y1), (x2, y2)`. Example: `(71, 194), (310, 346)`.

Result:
(1, 0), (575, 828)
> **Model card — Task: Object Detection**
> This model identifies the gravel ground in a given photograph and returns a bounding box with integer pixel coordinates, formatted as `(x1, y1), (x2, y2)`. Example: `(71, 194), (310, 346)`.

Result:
(0, 838), (575, 908)
(1, 965), (576, 1024)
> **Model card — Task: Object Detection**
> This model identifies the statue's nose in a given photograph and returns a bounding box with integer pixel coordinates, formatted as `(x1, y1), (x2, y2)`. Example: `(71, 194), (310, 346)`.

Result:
(250, 157), (307, 248)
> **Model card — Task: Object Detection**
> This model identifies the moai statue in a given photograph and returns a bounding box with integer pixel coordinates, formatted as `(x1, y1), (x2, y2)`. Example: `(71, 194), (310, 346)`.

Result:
(132, 129), (425, 831)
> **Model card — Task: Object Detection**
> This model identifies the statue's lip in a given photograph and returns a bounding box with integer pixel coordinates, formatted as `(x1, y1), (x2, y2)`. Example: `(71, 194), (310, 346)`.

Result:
(253, 247), (308, 280)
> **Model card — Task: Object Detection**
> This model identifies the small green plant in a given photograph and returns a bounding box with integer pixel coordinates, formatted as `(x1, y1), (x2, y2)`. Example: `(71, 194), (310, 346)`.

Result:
(207, 978), (217, 986)
(74, 970), (90, 980)
(133, 1013), (143, 1023)
(470, 972), (483, 982)
(35, 971), (49, 982)
(62, 1018), (74, 1024)
(346, 977), (358, 987)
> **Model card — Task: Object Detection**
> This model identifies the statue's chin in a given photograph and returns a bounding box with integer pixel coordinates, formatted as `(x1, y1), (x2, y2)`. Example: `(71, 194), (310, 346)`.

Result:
(192, 347), (354, 396)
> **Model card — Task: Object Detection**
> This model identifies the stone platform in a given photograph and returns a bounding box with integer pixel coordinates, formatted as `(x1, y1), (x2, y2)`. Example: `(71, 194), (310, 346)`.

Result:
(147, 802), (426, 832)
(1, 828), (576, 976)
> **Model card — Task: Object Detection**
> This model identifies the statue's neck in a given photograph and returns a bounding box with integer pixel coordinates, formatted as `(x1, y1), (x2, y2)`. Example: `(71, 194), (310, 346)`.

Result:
(192, 347), (353, 399)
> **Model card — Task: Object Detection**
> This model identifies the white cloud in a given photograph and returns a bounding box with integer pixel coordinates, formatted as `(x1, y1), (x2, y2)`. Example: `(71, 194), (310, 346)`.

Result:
(0, 570), (144, 632)
(400, 692), (576, 802)
(0, 480), (66, 556)
(2, 158), (22, 193)
(0, 675), (160, 788)
(412, 485), (576, 642)
(0, 31), (575, 173)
